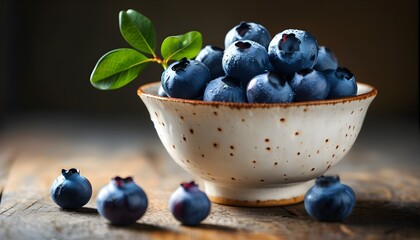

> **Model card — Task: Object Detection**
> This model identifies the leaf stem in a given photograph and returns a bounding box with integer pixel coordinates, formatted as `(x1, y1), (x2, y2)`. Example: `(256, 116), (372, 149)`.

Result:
(150, 51), (158, 59)
(153, 56), (168, 70)
(161, 61), (168, 70)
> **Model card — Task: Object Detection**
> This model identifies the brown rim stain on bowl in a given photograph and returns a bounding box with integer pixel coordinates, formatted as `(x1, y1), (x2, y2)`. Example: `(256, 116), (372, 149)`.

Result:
(209, 195), (304, 207)
(138, 82), (378, 108)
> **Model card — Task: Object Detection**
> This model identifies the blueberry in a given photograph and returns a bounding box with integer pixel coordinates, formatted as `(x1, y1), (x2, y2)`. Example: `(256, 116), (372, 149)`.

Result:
(161, 57), (211, 99)
(268, 29), (318, 78)
(222, 40), (270, 84)
(323, 67), (357, 99)
(195, 45), (225, 79)
(50, 168), (92, 209)
(290, 69), (330, 101)
(96, 176), (148, 225)
(157, 84), (168, 97)
(247, 72), (294, 103)
(314, 46), (338, 71)
(304, 175), (355, 222)
(224, 21), (271, 49)
(203, 76), (247, 103)
(169, 181), (211, 226)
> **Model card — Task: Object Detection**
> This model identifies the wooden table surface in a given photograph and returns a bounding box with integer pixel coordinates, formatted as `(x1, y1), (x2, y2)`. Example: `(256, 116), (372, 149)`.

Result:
(0, 114), (419, 240)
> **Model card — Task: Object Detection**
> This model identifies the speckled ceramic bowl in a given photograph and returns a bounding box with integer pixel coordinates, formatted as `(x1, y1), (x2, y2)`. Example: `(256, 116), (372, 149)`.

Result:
(138, 82), (377, 207)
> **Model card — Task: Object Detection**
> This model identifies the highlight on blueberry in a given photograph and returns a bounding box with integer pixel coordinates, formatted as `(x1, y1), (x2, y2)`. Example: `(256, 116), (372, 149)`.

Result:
(169, 181), (211, 226)
(50, 168), (92, 209)
(195, 45), (225, 79)
(222, 40), (270, 84)
(323, 67), (357, 99)
(247, 72), (295, 103)
(304, 175), (356, 222)
(96, 176), (148, 225)
(290, 68), (330, 101)
(224, 21), (272, 50)
(203, 76), (247, 103)
(314, 46), (338, 71)
(268, 29), (318, 78)
(157, 84), (168, 97)
(161, 57), (211, 99)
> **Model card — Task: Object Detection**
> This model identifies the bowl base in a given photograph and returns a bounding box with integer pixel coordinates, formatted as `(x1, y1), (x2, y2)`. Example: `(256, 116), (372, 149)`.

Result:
(208, 195), (305, 207)
(204, 180), (313, 207)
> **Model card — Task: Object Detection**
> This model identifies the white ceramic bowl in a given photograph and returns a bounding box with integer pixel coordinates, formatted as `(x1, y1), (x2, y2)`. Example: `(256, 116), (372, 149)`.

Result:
(138, 82), (377, 206)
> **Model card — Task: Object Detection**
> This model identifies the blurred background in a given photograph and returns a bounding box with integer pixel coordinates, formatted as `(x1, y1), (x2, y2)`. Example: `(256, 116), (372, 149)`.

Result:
(0, 0), (418, 134)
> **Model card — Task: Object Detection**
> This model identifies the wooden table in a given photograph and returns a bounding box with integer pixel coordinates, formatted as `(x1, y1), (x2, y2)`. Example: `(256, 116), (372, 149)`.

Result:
(1, 114), (419, 240)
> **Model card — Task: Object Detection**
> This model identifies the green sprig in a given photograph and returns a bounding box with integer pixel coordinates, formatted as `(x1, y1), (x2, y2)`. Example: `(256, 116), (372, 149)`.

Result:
(90, 9), (202, 90)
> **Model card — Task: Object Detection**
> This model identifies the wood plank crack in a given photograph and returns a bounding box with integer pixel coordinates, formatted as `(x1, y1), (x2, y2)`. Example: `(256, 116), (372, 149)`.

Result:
(22, 201), (37, 212)
(0, 202), (17, 215)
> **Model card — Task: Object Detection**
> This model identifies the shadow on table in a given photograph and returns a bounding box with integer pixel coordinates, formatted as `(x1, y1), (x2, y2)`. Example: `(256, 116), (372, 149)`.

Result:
(219, 203), (308, 219)
(216, 199), (420, 228)
(61, 208), (177, 233)
(345, 200), (420, 229)
(116, 222), (174, 232)
(193, 223), (238, 232)
(60, 207), (98, 215)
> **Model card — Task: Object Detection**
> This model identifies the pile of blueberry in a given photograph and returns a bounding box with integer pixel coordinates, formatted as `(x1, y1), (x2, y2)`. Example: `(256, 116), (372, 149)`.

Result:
(50, 169), (210, 226)
(50, 169), (355, 225)
(160, 22), (357, 103)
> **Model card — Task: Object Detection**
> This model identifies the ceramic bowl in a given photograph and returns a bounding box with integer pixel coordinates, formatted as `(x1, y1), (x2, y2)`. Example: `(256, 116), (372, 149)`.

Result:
(138, 82), (377, 207)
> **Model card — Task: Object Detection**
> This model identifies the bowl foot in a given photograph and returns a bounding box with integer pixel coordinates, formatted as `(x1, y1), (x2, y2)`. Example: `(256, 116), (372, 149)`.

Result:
(204, 180), (313, 207)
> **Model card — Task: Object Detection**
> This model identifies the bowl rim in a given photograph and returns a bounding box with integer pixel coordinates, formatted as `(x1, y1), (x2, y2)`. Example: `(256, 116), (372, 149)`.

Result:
(137, 81), (377, 108)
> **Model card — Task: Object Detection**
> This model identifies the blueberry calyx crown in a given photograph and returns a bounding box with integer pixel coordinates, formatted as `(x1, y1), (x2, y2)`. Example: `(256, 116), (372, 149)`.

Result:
(113, 176), (134, 187)
(297, 68), (313, 76)
(235, 41), (251, 50)
(172, 58), (189, 72)
(315, 175), (340, 187)
(335, 67), (353, 80)
(180, 180), (198, 191)
(279, 33), (301, 54)
(62, 168), (80, 177)
(236, 21), (251, 37)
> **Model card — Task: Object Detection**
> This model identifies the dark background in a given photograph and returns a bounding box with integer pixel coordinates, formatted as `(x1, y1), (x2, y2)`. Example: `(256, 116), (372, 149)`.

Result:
(0, 0), (418, 126)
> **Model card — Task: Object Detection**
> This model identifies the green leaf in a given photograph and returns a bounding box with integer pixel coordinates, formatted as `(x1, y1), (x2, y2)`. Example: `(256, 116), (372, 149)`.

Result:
(119, 9), (156, 56)
(90, 48), (150, 90)
(161, 31), (202, 62)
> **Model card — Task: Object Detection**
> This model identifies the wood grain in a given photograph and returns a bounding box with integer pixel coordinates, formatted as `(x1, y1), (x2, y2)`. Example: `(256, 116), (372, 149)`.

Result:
(0, 118), (419, 240)
(0, 150), (16, 204)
